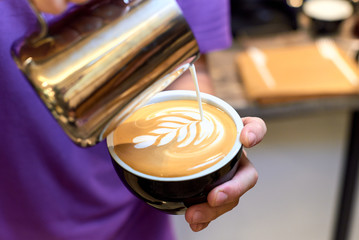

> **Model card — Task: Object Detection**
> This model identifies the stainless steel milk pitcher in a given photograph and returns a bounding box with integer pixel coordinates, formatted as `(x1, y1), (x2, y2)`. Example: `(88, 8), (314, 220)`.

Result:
(11, 0), (199, 147)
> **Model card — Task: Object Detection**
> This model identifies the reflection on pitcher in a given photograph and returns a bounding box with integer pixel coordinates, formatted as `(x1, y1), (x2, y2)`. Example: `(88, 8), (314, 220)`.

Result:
(12, 0), (199, 146)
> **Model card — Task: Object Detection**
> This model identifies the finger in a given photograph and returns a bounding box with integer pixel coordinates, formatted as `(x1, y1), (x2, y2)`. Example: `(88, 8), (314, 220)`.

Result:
(32, 0), (88, 14)
(240, 117), (267, 148)
(189, 222), (210, 232)
(32, 0), (68, 14)
(207, 153), (258, 207)
(70, 0), (89, 4)
(186, 201), (239, 227)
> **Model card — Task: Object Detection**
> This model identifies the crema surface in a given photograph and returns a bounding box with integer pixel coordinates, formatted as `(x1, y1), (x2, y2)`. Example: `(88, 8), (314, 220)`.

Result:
(113, 100), (237, 177)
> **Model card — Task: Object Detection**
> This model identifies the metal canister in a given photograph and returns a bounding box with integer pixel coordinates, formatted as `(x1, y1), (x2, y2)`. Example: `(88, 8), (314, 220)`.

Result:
(12, 0), (199, 146)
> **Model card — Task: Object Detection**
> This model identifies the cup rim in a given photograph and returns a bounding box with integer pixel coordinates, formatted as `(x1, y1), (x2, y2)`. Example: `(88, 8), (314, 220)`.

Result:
(107, 90), (243, 182)
(303, 0), (353, 22)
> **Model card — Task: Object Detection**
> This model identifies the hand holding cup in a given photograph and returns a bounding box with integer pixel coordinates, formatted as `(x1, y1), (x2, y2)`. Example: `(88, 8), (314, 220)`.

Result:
(185, 117), (266, 231)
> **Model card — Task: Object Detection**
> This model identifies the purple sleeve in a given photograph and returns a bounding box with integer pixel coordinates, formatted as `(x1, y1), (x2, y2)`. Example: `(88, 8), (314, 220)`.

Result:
(176, 0), (232, 53)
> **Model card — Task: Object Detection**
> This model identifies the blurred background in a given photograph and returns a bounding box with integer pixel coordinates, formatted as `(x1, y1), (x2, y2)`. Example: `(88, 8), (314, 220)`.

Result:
(170, 0), (359, 239)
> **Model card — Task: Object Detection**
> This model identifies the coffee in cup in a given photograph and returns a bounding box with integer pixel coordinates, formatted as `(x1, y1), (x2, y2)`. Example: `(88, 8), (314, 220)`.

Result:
(107, 90), (243, 214)
(112, 99), (237, 177)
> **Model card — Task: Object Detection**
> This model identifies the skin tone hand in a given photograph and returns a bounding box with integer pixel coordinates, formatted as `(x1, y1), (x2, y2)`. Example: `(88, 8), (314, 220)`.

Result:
(32, 0), (88, 14)
(185, 117), (266, 232)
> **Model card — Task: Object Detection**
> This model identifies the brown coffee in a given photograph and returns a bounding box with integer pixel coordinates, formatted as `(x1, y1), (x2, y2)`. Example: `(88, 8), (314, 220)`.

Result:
(113, 99), (237, 177)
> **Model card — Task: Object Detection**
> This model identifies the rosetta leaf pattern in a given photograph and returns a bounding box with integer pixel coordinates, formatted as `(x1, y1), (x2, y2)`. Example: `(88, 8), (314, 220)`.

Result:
(133, 135), (159, 149)
(133, 116), (199, 149)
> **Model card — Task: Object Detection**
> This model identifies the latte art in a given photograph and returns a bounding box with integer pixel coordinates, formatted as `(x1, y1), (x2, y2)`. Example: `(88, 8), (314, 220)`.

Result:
(132, 110), (222, 150)
(113, 100), (237, 177)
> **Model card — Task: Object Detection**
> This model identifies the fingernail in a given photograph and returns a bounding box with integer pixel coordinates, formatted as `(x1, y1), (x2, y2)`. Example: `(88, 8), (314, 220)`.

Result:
(247, 132), (256, 147)
(191, 223), (206, 232)
(192, 211), (205, 224)
(215, 191), (228, 206)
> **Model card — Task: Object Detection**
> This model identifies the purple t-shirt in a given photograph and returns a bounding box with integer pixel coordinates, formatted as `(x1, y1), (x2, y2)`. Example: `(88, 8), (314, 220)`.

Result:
(0, 0), (231, 239)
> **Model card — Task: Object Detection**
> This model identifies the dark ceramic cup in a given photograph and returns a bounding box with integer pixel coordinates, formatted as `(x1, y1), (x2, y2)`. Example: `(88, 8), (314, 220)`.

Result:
(303, 0), (353, 36)
(107, 90), (243, 214)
